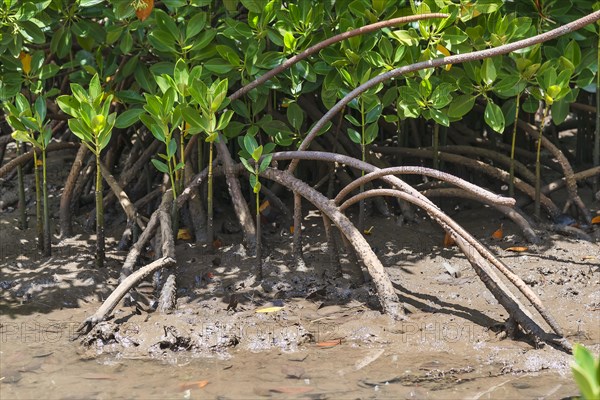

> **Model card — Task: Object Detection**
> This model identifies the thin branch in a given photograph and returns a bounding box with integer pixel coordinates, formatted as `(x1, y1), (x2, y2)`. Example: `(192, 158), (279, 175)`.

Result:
(291, 10), (600, 172)
(228, 14), (447, 101)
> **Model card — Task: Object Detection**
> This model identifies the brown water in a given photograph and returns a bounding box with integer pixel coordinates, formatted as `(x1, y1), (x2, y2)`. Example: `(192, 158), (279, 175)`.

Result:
(0, 307), (583, 399)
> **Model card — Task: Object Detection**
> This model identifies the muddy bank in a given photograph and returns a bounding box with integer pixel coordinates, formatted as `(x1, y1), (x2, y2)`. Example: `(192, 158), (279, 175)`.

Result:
(2, 194), (599, 398)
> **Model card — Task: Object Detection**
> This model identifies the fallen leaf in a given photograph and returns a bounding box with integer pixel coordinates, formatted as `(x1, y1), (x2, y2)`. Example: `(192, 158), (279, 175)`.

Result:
(179, 380), (209, 391)
(289, 225), (294, 234)
(363, 226), (374, 235)
(582, 256), (597, 261)
(135, 0), (154, 21)
(255, 306), (284, 313)
(505, 246), (528, 252)
(316, 338), (342, 348)
(270, 387), (313, 394)
(592, 215), (600, 224)
(259, 200), (270, 212)
(177, 228), (192, 240)
(443, 232), (456, 247)
(212, 238), (223, 249)
(491, 224), (504, 240)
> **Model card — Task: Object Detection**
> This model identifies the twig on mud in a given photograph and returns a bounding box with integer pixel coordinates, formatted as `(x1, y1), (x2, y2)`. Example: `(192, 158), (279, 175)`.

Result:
(77, 191), (176, 335)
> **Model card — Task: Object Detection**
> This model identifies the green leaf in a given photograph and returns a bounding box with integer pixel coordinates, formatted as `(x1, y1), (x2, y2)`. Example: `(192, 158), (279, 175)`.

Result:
(348, 128), (361, 144)
(253, 180), (261, 194)
(34, 96), (46, 123)
(481, 58), (497, 85)
(210, 79), (229, 112)
(550, 98), (568, 125)
(41, 126), (52, 148)
(182, 106), (209, 132)
(80, 0), (105, 6)
(167, 137), (177, 158)
(484, 101), (505, 133)
(56, 95), (79, 117)
(186, 12), (206, 39)
(364, 122), (378, 144)
(251, 145), (263, 162)
(217, 110), (234, 131)
(448, 95), (475, 118)
(89, 74), (102, 101)
(365, 103), (382, 124)
(18, 21), (45, 44)
(286, 102), (304, 131)
(240, 157), (255, 174)
(15, 93), (31, 115)
(259, 153), (272, 172)
(11, 130), (34, 144)
(115, 108), (145, 129)
(243, 134), (258, 154)
(151, 158), (170, 174)
(68, 118), (93, 144)
(429, 108), (450, 127)
(204, 58), (234, 74)
(174, 58), (189, 95)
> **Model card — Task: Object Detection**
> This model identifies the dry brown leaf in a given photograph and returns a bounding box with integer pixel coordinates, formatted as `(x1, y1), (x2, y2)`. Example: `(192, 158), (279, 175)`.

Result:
(179, 380), (209, 391)
(443, 232), (456, 247)
(212, 238), (223, 249)
(491, 224), (504, 240)
(505, 246), (528, 252)
(316, 338), (342, 348)
(592, 215), (600, 225)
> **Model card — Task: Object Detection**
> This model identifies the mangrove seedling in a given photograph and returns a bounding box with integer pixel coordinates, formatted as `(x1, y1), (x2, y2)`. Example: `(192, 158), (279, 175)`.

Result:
(239, 133), (274, 279)
(57, 74), (116, 268)
(5, 94), (53, 255)
(182, 77), (234, 244)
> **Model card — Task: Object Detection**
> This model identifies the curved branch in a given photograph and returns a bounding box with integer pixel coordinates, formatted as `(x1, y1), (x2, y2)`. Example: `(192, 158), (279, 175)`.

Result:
(228, 13), (447, 101)
(291, 10), (600, 172)
(334, 165), (515, 206)
(421, 187), (539, 244)
(270, 150), (564, 337)
(372, 146), (560, 218)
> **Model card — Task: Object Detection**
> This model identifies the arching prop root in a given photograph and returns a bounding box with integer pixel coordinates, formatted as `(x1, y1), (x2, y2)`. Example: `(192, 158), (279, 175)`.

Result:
(271, 151), (568, 350)
(76, 191), (176, 336)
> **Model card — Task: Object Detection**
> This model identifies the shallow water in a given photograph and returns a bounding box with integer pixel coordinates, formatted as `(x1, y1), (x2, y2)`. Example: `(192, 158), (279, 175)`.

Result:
(0, 308), (581, 400)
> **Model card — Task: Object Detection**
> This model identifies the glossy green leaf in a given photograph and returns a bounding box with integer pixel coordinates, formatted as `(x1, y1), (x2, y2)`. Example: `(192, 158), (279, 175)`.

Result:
(484, 101), (505, 133)
(115, 108), (145, 129)
(151, 158), (170, 174)
(448, 95), (475, 118)
(348, 128), (361, 144)
(259, 153), (272, 172)
(240, 157), (255, 174)
(286, 102), (304, 131)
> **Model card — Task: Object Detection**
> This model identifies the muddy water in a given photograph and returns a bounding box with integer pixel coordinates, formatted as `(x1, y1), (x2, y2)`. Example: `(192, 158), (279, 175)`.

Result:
(0, 307), (581, 399)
